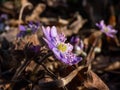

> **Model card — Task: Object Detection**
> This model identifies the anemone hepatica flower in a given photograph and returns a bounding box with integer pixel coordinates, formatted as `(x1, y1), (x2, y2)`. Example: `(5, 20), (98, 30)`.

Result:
(25, 44), (41, 59)
(17, 22), (40, 37)
(0, 14), (8, 20)
(96, 20), (117, 38)
(70, 36), (84, 49)
(70, 36), (86, 56)
(42, 26), (82, 65)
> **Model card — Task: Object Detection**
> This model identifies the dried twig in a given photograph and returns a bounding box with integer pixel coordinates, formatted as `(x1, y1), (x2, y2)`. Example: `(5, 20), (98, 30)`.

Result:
(39, 66), (84, 88)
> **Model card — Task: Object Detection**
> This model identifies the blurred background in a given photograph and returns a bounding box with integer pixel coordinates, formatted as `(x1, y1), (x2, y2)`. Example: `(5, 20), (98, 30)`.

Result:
(0, 0), (120, 90)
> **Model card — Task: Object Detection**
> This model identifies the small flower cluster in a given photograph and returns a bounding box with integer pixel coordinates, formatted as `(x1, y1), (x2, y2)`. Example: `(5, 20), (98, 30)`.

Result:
(42, 26), (82, 65)
(17, 22), (40, 37)
(96, 20), (117, 38)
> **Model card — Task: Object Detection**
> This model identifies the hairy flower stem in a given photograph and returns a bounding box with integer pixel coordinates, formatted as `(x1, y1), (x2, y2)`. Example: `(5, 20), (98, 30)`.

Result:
(42, 63), (58, 79)
(9, 59), (31, 90)
(86, 36), (101, 68)
(35, 52), (53, 64)
(12, 59), (30, 80)
(33, 53), (57, 79)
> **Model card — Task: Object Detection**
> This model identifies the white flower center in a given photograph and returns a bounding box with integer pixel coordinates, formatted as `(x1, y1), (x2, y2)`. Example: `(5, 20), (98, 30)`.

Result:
(104, 27), (109, 33)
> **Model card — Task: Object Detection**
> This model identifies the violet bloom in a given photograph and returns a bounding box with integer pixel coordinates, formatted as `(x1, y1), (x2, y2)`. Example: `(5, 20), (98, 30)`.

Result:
(0, 14), (8, 20)
(70, 36), (84, 49)
(96, 20), (117, 38)
(17, 22), (40, 37)
(25, 44), (41, 59)
(28, 45), (41, 54)
(70, 36), (86, 56)
(42, 26), (82, 65)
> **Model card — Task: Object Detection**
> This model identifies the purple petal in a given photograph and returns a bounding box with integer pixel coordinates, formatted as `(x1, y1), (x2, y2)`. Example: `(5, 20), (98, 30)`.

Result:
(17, 31), (26, 37)
(43, 37), (55, 49)
(69, 57), (82, 65)
(29, 45), (41, 53)
(19, 25), (26, 31)
(52, 48), (61, 59)
(66, 43), (73, 52)
(109, 29), (117, 33)
(106, 33), (114, 38)
(70, 36), (80, 44)
(100, 20), (105, 26)
(1, 14), (8, 20)
(70, 37), (74, 43)
(63, 53), (82, 65)
(96, 20), (106, 29)
(58, 33), (66, 42)
(50, 26), (58, 38)
(42, 26), (51, 40)
(107, 25), (113, 29)
(79, 40), (84, 49)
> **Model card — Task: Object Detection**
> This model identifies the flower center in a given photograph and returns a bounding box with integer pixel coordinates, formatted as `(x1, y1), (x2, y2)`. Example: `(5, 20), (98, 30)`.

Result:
(57, 43), (67, 52)
(104, 27), (109, 33)
(26, 29), (32, 34)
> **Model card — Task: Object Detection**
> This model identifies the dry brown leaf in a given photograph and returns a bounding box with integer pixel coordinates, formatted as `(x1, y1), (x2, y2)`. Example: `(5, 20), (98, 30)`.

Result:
(38, 66), (84, 88)
(58, 13), (87, 36)
(25, 61), (37, 72)
(2, 1), (14, 10)
(0, 1), (15, 16)
(24, 34), (40, 45)
(26, 3), (46, 22)
(8, 19), (24, 26)
(20, 0), (33, 10)
(15, 34), (40, 50)
(84, 31), (102, 49)
(46, 0), (67, 7)
(58, 17), (69, 26)
(104, 61), (120, 71)
(68, 12), (87, 34)
(84, 70), (109, 90)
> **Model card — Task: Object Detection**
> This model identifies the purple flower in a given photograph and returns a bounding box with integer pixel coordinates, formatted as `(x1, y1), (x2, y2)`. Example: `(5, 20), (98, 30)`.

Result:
(17, 22), (40, 37)
(42, 26), (82, 65)
(70, 36), (84, 49)
(96, 20), (117, 38)
(0, 14), (8, 20)
(28, 45), (41, 54)
(70, 36), (86, 56)
(25, 44), (41, 59)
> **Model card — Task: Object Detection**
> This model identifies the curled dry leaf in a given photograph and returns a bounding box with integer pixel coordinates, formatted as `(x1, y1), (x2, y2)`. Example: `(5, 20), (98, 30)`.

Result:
(84, 70), (109, 90)
(84, 31), (102, 53)
(8, 19), (24, 26)
(58, 17), (69, 26)
(15, 34), (40, 50)
(7, 0), (33, 26)
(46, 0), (67, 7)
(19, 0), (33, 26)
(2, 1), (14, 10)
(104, 61), (120, 71)
(21, 0), (33, 10)
(58, 13), (87, 36)
(26, 3), (46, 22)
(67, 12), (87, 33)
(0, 28), (18, 42)
(0, 1), (15, 16)
(23, 34), (40, 45)
(39, 66), (84, 89)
